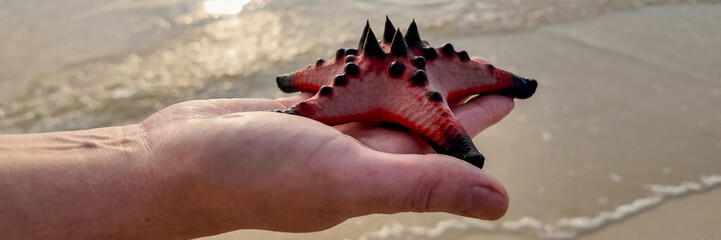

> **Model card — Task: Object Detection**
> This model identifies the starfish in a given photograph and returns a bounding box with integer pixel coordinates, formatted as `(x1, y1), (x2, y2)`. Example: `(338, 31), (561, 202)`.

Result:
(275, 17), (537, 169)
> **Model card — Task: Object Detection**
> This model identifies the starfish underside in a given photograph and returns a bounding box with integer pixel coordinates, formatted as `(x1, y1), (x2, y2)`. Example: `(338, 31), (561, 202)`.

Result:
(275, 17), (538, 169)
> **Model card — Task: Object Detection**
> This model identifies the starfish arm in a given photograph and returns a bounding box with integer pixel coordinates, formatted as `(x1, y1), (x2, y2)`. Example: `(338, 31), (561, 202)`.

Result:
(378, 97), (485, 168)
(285, 86), (486, 168)
(276, 57), (347, 93)
(285, 81), (383, 126)
(286, 98), (372, 126)
(428, 124), (485, 169)
(422, 47), (538, 105)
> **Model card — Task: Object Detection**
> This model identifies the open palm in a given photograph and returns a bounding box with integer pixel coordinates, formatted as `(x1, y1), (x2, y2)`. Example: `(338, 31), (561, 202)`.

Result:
(138, 93), (514, 236)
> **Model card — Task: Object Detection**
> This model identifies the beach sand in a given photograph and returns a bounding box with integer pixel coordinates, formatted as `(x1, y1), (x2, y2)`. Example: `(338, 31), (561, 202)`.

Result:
(200, 4), (721, 240)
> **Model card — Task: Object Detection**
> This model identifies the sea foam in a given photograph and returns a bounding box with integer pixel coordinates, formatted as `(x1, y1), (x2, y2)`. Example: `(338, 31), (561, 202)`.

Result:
(357, 174), (721, 240)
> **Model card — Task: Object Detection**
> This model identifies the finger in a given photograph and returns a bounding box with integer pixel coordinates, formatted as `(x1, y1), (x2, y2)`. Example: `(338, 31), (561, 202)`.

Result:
(160, 98), (286, 120)
(179, 92), (314, 117)
(334, 122), (432, 154)
(275, 92), (315, 108)
(452, 95), (515, 137)
(336, 95), (513, 154)
(345, 150), (509, 220)
(204, 92), (313, 113)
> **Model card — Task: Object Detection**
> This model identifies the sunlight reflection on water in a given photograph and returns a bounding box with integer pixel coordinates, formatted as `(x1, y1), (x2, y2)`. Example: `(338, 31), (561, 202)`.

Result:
(204, 0), (251, 15)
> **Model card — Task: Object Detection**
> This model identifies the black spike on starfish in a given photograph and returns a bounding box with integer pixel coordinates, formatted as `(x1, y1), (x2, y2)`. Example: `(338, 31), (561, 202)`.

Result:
(358, 20), (370, 50)
(275, 19), (538, 169)
(389, 28), (409, 56)
(362, 27), (386, 57)
(405, 19), (424, 49)
(382, 16), (396, 44)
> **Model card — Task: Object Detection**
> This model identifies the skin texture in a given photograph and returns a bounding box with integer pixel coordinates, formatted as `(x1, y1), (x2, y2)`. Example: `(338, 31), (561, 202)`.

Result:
(0, 94), (513, 239)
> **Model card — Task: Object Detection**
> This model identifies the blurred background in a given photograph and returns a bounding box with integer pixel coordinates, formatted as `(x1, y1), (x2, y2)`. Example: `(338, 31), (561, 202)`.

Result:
(2, 0), (720, 239)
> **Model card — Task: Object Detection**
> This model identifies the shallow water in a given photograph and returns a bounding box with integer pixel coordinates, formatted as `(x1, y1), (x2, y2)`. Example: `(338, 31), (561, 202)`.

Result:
(1, 0), (721, 239)
(3, 0), (719, 133)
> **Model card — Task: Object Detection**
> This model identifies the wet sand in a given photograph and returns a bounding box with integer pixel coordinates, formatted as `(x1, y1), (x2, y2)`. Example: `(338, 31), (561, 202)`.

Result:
(440, 4), (721, 240)
(579, 188), (721, 240)
(199, 4), (721, 240)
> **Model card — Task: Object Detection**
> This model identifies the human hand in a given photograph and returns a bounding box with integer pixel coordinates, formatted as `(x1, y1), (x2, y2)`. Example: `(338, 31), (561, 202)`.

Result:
(139, 93), (514, 237)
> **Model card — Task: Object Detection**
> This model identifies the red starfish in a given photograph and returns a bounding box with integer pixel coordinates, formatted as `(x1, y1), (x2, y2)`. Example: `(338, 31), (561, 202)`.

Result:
(275, 18), (537, 169)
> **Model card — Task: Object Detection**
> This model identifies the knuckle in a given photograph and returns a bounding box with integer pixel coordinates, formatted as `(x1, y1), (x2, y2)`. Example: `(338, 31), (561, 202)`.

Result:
(402, 173), (442, 212)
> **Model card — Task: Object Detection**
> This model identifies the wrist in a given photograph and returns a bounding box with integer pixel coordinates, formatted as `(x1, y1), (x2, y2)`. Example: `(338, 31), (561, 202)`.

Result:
(0, 124), (176, 238)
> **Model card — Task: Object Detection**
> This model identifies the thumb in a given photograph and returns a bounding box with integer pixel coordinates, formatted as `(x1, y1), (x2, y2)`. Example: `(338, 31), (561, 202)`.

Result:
(348, 150), (509, 220)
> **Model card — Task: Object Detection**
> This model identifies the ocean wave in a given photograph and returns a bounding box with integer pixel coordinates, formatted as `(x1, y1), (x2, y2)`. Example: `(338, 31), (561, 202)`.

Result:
(356, 174), (721, 240)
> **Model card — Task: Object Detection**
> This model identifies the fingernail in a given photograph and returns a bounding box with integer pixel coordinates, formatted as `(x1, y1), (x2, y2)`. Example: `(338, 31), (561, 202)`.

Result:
(462, 186), (507, 220)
